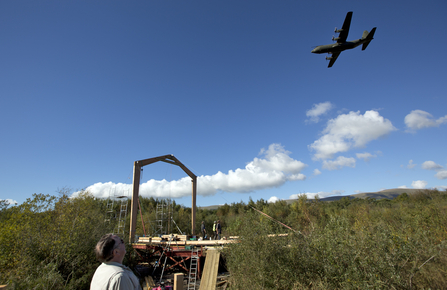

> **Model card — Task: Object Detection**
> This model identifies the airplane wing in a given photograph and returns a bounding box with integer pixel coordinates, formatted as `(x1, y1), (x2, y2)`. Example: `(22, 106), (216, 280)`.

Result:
(337, 11), (352, 43)
(328, 52), (340, 68)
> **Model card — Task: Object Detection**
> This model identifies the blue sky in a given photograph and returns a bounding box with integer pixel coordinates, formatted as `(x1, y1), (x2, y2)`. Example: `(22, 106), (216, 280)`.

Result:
(1, 0), (446, 207)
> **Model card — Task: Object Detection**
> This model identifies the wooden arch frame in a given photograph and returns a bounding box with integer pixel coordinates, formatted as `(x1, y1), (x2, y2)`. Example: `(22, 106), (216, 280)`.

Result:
(129, 155), (197, 243)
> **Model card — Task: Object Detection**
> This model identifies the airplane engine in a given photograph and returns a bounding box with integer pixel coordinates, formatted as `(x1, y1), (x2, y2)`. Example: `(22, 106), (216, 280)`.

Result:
(334, 27), (343, 33)
(332, 36), (340, 41)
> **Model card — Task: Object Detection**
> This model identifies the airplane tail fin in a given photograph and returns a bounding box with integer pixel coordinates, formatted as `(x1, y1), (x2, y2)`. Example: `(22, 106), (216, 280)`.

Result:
(362, 27), (376, 50)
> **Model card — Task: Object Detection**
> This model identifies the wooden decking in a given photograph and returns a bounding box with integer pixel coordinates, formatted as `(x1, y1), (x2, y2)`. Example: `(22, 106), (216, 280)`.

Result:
(134, 234), (238, 248)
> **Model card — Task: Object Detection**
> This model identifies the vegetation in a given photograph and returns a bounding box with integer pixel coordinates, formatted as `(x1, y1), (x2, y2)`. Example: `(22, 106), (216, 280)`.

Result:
(1, 189), (446, 289)
(223, 190), (447, 289)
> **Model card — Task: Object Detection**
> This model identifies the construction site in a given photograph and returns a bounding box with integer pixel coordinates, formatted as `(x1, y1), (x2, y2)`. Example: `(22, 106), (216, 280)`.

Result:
(107, 155), (234, 290)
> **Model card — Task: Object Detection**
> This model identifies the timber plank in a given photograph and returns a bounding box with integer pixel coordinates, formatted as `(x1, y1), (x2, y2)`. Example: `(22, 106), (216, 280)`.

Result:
(199, 248), (220, 290)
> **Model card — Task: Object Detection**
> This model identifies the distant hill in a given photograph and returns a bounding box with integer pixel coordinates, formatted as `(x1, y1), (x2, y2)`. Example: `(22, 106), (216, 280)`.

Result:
(198, 188), (426, 209)
(317, 188), (423, 202)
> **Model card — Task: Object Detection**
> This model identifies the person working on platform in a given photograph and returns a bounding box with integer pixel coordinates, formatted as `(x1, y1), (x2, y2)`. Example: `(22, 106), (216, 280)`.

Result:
(216, 220), (222, 240)
(201, 221), (207, 239)
(213, 221), (217, 240)
(90, 234), (142, 290)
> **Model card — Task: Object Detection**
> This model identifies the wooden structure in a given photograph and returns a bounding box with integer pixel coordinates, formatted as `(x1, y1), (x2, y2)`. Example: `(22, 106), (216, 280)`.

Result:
(132, 235), (235, 280)
(129, 155), (197, 243)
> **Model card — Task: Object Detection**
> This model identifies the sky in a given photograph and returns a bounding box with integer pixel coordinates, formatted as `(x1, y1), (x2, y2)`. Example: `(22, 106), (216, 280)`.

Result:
(1, 0), (446, 208)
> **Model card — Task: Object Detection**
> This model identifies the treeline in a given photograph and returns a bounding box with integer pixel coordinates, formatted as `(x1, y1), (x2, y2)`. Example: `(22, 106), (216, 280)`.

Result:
(1, 189), (446, 289)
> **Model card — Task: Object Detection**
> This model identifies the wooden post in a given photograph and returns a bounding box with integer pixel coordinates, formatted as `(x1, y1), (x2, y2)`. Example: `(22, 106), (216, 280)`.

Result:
(173, 273), (184, 290)
(129, 162), (141, 243)
(191, 176), (197, 235)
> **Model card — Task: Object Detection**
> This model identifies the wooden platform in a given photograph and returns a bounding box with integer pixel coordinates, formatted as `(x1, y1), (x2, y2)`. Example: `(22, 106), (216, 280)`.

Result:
(135, 234), (238, 247)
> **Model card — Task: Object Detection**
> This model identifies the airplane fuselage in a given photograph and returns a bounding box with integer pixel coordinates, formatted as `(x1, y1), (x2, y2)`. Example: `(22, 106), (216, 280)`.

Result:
(311, 38), (365, 54)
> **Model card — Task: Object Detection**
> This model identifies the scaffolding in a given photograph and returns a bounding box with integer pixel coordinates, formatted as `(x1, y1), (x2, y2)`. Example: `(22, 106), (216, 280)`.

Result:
(104, 188), (129, 237)
(104, 196), (115, 223)
(116, 195), (128, 237)
(154, 200), (172, 236)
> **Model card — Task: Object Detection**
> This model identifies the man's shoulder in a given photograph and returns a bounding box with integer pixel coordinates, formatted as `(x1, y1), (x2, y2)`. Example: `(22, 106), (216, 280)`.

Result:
(94, 262), (127, 278)
(91, 262), (140, 290)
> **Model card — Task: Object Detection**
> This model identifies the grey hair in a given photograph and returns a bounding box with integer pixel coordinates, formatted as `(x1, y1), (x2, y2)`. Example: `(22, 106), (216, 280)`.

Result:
(94, 233), (117, 262)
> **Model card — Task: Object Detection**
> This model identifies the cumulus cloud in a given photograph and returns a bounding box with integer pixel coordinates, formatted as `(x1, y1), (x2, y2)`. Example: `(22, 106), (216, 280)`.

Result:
(407, 160), (416, 169)
(405, 110), (447, 131)
(412, 180), (427, 189)
(313, 169), (322, 176)
(309, 110), (396, 160)
(1, 199), (18, 206)
(435, 171), (447, 180)
(268, 196), (280, 203)
(73, 144), (308, 199)
(289, 189), (345, 199)
(322, 156), (356, 170)
(306, 102), (333, 123)
(421, 161), (444, 170)
(356, 152), (377, 162)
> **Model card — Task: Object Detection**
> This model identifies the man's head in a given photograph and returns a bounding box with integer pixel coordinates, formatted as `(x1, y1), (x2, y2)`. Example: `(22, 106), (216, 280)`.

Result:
(94, 234), (126, 263)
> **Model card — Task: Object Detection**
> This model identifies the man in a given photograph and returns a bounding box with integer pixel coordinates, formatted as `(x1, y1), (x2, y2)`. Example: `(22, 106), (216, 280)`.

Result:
(90, 234), (142, 290)
(216, 220), (222, 240)
(212, 221), (217, 240)
(201, 221), (207, 239)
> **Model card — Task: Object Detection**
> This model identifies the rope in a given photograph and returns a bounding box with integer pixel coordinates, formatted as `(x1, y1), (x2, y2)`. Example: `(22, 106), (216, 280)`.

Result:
(250, 206), (300, 234)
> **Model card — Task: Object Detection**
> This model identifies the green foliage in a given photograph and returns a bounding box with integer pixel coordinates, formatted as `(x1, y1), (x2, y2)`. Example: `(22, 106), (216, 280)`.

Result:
(223, 189), (447, 289)
(0, 191), (113, 289)
(1, 189), (446, 289)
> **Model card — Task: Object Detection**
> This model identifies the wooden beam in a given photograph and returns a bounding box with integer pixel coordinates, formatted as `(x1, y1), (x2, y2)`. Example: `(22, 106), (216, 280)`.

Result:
(199, 248), (220, 290)
(191, 176), (197, 235)
(129, 162), (141, 243)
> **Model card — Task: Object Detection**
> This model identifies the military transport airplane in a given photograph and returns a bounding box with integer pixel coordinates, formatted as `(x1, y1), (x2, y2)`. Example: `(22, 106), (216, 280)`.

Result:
(311, 11), (376, 68)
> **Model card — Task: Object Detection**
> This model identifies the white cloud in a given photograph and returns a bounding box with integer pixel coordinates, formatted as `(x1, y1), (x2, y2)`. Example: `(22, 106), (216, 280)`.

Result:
(398, 185), (408, 189)
(407, 160), (416, 169)
(356, 152), (377, 162)
(309, 110), (396, 160)
(412, 180), (427, 189)
(322, 156), (356, 170)
(404, 110), (447, 131)
(289, 190), (345, 199)
(1, 199), (18, 205)
(73, 144), (308, 199)
(306, 102), (333, 123)
(313, 169), (322, 176)
(435, 171), (447, 180)
(268, 196), (280, 203)
(421, 161), (444, 170)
